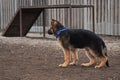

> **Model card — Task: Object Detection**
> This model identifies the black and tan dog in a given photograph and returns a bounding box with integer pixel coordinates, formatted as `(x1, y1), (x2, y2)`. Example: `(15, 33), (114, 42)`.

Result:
(48, 19), (109, 68)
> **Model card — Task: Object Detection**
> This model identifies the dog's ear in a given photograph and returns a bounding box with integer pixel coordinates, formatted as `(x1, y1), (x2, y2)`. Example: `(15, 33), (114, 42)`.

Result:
(52, 19), (56, 21)
(51, 19), (57, 25)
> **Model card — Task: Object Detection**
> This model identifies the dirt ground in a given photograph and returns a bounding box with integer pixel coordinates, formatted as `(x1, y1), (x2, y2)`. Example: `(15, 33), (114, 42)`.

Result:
(0, 33), (120, 80)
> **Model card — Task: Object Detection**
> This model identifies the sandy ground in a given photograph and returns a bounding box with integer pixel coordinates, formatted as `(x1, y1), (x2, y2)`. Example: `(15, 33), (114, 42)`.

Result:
(0, 33), (120, 80)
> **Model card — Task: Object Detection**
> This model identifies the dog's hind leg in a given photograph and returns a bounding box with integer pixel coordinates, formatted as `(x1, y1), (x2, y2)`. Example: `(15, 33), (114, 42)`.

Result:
(59, 49), (70, 67)
(69, 49), (78, 66)
(81, 48), (96, 67)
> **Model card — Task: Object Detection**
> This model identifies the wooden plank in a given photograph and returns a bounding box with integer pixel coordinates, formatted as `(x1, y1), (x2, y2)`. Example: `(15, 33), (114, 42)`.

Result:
(64, 0), (68, 27)
(76, 0), (79, 29)
(94, 0), (97, 33)
(113, 0), (116, 35)
(90, 0), (92, 31)
(117, 0), (119, 35)
(56, 0), (59, 20)
(83, 0), (88, 29)
(101, 0), (104, 34)
(81, 0), (84, 29)
(99, 0), (102, 34)
(76, 0), (80, 29)
(71, 0), (75, 28)
(87, 0), (90, 30)
(60, 0), (65, 25)
(74, 0), (77, 29)
(97, 0), (100, 24)
(107, 0), (111, 35)
(119, 0), (120, 35)
(115, 0), (119, 35)
(48, 0), (51, 26)
(71, 0), (74, 28)
(104, 0), (108, 35)
(113, 0), (115, 35)
(90, 0), (94, 31)
(0, 0), (2, 29)
(110, 0), (114, 35)
(51, 0), (56, 19)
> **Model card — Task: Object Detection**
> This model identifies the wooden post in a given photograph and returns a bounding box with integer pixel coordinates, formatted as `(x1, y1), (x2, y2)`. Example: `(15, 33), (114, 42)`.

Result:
(20, 9), (23, 37)
(69, 5), (72, 28)
(43, 9), (46, 38)
(92, 6), (95, 33)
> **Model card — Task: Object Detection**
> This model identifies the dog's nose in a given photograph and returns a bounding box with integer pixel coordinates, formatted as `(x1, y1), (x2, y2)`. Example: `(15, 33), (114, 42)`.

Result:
(48, 29), (53, 35)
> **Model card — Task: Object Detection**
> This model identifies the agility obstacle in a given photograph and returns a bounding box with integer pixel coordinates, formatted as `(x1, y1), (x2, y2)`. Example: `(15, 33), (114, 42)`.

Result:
(3, 5), (94, 37)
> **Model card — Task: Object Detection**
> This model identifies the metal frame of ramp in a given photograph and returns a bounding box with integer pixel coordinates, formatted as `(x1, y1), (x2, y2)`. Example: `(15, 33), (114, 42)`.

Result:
(3, 5), (95, 37)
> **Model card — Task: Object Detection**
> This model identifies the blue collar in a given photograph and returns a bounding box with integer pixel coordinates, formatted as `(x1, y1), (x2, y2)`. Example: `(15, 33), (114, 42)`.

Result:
(56, 28), (69, 38)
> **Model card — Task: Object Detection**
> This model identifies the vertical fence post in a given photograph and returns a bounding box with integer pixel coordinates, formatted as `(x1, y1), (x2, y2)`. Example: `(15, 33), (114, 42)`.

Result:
(92, 6), (95, 33)
(43, 9), (46, 38)
(30, 0), (32, 6)
(20, 8), (23, 37)
(69, 5), (72, 28)
(15, 0), (17, 11)
(0, 0), (3, 31)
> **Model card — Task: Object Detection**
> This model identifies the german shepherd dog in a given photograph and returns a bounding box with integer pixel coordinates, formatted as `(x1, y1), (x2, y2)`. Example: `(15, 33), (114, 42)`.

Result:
(48, 19), (109, 68)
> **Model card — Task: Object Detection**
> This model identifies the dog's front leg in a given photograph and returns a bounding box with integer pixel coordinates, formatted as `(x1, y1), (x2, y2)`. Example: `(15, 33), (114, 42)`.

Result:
(59, 49), (70, 67)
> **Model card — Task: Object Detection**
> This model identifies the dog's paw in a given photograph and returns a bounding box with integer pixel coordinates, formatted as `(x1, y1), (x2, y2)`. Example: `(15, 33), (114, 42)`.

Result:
(59, 63), (68, 68)
(69, 62), (77, 66)
(95, 65), (102, 69)
(81, 63), (90, 67)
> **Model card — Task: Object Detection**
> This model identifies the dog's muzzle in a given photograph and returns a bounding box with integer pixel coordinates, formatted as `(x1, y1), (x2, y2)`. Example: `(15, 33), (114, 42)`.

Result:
(48, 29), (53, 35)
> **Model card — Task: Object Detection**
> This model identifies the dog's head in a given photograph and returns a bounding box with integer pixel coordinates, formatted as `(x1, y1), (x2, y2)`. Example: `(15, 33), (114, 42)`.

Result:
(48, 19), (64, 35)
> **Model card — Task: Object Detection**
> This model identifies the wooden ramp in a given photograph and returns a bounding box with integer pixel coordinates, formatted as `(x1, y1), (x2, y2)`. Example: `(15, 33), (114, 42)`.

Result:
(3, 8), (43, 37)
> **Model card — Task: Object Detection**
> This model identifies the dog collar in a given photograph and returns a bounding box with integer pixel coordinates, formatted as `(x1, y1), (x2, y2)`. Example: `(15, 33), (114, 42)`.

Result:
(56, 28), (69, 38)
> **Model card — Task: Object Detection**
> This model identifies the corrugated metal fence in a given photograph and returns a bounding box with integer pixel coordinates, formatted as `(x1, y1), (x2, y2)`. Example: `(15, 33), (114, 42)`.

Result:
(0, 0), (120, 36)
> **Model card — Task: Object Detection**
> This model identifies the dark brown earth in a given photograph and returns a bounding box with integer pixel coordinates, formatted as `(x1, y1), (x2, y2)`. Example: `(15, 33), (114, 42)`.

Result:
(0, 34), (120, 80)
